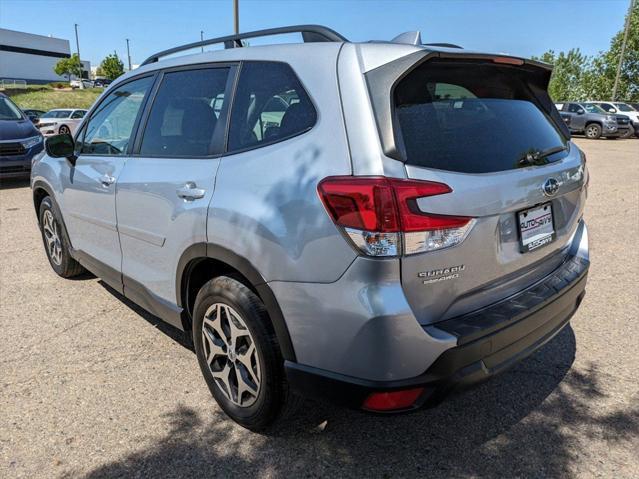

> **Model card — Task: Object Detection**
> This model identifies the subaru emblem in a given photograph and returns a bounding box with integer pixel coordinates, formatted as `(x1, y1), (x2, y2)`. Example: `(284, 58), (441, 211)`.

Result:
(542, 178), (560, 197)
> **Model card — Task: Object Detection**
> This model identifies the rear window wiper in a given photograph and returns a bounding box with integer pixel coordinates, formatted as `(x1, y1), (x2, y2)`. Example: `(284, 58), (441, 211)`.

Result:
(518, 145), (568, 167)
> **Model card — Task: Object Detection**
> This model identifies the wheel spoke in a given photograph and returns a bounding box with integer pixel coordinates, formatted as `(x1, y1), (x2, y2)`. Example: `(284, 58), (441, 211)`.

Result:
(204, 305), (229, 347)
(236, 367), (258, 405)
(211, 362), (235, 404)
(202, 327), (225, 363)
(226, 306), (250, 351)
(237, 342), (260, 384)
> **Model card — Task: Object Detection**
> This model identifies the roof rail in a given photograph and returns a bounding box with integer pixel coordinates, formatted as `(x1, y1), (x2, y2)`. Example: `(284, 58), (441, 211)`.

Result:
(141, 24), (347, 66)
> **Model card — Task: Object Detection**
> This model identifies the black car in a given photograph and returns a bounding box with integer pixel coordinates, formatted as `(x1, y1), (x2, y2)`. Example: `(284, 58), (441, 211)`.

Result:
(93, 78), (112, 88)
(0, 93), (44, 179)
(22, 109), (46, 124)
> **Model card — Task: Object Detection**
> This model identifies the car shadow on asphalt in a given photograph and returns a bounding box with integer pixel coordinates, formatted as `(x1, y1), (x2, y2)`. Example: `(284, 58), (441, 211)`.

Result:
(64, 287), (639, 478)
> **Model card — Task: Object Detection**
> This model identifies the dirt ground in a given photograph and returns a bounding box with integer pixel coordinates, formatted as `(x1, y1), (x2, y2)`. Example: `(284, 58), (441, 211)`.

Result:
(1, 138), (637, 478)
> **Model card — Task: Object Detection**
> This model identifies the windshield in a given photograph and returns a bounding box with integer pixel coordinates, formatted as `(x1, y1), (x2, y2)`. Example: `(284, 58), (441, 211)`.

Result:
(0, 97), (24, 121)
(41, 110), (71, 119)
(393, 61), (567, 174)
(583, 104), (606, 114)
(614, 103), (635, 112)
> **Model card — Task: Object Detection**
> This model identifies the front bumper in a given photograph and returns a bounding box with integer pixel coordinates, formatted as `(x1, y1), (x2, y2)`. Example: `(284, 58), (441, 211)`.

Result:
(286, 226), (589, 411)
(0, 144), (44, 179)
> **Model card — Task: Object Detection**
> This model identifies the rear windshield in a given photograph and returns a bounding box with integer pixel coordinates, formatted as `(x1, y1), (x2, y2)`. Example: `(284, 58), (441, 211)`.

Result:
(394, 60), (567, 174)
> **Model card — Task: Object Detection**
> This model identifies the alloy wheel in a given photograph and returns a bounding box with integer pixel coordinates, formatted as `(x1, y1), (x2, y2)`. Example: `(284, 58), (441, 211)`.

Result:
(201, 303), (261, 407)
(43, 210), (62, 265)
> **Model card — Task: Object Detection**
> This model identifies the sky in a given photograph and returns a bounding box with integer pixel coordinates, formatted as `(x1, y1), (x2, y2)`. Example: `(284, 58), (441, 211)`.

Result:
(0, 0), (631, 68)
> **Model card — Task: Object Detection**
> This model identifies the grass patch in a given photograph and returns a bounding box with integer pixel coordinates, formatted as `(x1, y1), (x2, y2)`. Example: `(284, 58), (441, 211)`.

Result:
(4, 86), (104, 111)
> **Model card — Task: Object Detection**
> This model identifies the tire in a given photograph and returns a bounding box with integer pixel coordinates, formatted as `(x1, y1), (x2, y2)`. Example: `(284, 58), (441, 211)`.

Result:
(620, 128), (634, 139)
(584, 123), (602, 139)
(193, 276), (300, 431)
(58, 125), (71, 135)
(38, 196), (85, 278)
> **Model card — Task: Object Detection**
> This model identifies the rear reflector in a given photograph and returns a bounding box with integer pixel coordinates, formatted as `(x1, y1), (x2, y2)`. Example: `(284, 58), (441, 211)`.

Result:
(318, 176), (474, 257)
(362, 388), (424, 411)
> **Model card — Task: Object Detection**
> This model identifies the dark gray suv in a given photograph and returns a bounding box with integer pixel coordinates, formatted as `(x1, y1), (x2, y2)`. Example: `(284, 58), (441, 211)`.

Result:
(555, 102), (632, 139)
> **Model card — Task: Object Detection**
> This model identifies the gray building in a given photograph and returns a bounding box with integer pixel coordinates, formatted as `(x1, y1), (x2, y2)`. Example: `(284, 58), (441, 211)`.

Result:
(0, 28), (90, 84)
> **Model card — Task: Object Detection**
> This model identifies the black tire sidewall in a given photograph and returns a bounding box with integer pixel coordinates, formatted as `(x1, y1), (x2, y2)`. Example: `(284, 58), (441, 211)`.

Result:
(193, 277), (285, 430)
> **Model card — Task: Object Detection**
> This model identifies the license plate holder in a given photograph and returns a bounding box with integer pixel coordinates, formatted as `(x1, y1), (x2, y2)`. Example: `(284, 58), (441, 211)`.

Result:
(518, 202), (555, 253)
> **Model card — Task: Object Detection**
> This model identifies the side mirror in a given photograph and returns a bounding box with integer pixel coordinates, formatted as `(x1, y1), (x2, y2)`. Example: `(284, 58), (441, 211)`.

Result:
(45, 134), (77, 166)
(576, 109), (585, 115)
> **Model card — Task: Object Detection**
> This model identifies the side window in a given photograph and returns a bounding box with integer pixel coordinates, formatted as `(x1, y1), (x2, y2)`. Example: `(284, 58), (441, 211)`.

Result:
(228, 62), (316, 152)
(139, 67), (230, 157)
(567, 103), (581, 113)
(71, 110), (85, 119)
(79, 76), (154, 156)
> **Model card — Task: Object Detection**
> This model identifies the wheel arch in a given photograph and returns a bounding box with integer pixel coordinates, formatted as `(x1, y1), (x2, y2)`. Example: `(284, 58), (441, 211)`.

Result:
(177, 243), (296, 361)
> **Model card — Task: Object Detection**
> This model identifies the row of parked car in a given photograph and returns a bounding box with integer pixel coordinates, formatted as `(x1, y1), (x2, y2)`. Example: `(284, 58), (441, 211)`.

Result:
(70, 78), (112, 89)
(0, 92), (88, 178)
(555, 101), (639, 139)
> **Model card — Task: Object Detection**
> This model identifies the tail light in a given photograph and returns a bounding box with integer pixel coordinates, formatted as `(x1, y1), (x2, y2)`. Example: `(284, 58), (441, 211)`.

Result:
(318, 176), (474, 257)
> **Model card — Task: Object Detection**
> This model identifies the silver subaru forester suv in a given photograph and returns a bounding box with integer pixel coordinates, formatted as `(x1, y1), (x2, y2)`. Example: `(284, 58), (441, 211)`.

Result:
(31, 25), (589, 430)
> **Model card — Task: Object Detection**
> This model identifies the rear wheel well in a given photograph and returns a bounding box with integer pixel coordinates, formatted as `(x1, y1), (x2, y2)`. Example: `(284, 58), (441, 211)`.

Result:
(181, 257), (259, 332)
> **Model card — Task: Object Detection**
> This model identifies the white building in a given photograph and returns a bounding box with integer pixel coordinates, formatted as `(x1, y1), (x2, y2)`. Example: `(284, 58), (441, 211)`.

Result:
(0, 28), (90, 84)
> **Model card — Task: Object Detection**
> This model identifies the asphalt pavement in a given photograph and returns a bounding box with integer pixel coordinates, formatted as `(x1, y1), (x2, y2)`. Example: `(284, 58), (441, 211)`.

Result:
(1, 138), (637, 478)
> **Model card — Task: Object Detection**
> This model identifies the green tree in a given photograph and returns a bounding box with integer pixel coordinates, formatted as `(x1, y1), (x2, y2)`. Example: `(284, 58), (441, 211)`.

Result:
(100, 53), (125, 80)
(53, 53), (83, 82)
(582, 1), (638, 101)
(532, 48), (589, 101)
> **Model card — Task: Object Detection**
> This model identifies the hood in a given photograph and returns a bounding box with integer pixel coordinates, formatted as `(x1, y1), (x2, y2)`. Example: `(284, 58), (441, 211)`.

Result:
(0, 119), (40, 141)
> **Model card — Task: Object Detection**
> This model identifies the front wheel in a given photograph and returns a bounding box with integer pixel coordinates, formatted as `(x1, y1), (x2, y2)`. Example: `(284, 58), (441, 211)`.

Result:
(620, 128), (634, 139)
(585, 123), (602, 139)
(58, 125), (71, 135)
(193, 276), (300, 431)
(38, 197), (85, 277)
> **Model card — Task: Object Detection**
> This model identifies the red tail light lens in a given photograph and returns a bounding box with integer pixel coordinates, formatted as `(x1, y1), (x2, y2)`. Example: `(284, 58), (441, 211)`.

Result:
(317, 177), (399, 232)
(362, 388), (424, 411)
(318, 176), (474, 256)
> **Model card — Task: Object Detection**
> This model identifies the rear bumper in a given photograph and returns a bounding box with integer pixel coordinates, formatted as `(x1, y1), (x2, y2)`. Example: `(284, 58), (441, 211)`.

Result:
(286, 248), (589, 411)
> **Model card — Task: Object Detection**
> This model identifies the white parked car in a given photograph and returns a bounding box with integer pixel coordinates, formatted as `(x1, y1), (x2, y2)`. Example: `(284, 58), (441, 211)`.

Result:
(37, 109), (87, 136)
(70, 79), (94, 89)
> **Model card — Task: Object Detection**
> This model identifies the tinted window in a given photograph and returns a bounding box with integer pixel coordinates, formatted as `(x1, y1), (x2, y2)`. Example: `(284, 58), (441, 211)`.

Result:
(71, 110), (86, 119)
(228, 62), (316, 152)
(567, 103), (583, 113)
(79, 76), (153, 156)
(139, 68), (230, 157)
(393, 60), (567, 174)
(42, 110), (71, 119)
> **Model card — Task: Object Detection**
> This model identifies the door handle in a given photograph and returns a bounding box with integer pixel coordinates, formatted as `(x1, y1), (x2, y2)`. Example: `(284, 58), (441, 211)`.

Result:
(100, 174), (116, 187)
(177, 182), (206, 200)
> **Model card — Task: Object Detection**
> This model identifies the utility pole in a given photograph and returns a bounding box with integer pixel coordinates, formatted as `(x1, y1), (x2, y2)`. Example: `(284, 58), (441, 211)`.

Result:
(612, 0), (634, 100)
(74, 23), (84, 89)
(233, 0), (239, 34)
(200, 30), (204, 52)
(126, 38), (132, 71)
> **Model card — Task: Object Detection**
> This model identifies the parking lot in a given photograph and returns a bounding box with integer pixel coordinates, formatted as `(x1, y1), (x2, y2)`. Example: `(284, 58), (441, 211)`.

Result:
(0, 138), (637, 478)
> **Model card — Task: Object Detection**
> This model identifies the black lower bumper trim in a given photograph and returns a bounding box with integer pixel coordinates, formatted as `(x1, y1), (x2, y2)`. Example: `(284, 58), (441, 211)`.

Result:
(285, 255), (588, 411)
